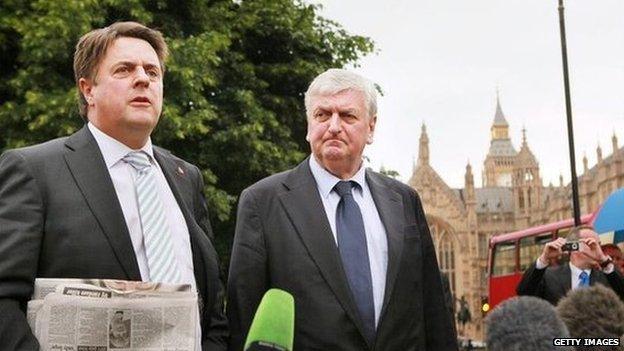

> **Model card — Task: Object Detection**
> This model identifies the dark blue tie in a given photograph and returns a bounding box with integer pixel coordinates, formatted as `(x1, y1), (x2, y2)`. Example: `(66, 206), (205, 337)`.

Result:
(334, 180), (376, 343)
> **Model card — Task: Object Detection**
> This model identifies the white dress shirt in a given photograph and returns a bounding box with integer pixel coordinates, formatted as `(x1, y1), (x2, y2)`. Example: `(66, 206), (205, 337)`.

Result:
(569, 262), (591, 290)
(535, 257), (614, 289)
(88, 123), (196, 287)
(89, 123), (201, 350)
(308, 156), (388, 326)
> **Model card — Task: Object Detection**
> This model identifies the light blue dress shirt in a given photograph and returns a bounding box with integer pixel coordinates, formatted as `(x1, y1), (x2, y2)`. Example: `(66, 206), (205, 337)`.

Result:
(308, 156), (388, 326)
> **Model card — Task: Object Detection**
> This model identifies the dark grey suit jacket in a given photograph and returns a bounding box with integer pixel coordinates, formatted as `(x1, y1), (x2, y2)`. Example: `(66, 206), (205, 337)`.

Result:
(0, 126), (227, 350)
(227, 158), (457, 351)
(517, 261), (624, 305)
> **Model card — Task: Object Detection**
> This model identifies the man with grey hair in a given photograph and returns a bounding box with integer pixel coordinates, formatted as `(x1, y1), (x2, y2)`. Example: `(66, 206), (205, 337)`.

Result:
(485, 296), (571, 351)
(227, 69), (457, 350)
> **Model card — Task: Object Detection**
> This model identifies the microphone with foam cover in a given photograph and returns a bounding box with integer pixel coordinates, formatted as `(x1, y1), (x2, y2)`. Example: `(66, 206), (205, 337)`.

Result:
(244, 288), (295, 351)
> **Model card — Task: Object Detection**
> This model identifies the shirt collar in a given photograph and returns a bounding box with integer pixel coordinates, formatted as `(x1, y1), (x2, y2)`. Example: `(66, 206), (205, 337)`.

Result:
(569, 262), (591, 277)
(88, 122), (154, 169)
(308, 155), (366, 199)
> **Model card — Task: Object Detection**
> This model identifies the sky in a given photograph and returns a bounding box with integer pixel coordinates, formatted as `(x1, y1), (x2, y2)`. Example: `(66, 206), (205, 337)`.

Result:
(311, 0), (624, 189)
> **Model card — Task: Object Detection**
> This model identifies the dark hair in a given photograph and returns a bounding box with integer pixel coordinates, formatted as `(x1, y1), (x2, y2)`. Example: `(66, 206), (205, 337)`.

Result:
(557, 285), (624, 351)
(73, 21), (168, 118)
(486, 296), (571, 351)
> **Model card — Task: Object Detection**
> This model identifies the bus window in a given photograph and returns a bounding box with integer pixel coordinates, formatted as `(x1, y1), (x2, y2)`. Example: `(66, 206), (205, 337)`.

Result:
(519, 234), (553, 272)
(492, 241), (516, 276)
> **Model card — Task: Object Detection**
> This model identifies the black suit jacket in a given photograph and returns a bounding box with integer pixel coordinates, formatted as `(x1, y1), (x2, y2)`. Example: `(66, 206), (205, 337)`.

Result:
(517, 261), (624, 305)
(227, 158), (457, 351)
(0, 126), (228, 350)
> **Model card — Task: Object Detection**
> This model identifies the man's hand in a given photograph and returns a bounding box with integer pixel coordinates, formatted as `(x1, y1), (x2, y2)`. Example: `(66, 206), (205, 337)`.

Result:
(579, 236), (609, 264)
(539, 238), (566, 266)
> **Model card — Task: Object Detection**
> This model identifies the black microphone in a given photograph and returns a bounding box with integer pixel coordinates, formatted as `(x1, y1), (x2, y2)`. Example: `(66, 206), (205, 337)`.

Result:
(244, 289), (294, 351)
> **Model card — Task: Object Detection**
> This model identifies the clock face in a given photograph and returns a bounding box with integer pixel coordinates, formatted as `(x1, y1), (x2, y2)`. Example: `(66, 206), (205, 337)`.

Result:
(497, 173), (512, 187)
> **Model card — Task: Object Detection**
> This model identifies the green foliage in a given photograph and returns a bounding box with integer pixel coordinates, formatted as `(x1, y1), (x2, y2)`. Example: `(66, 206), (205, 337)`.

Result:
(379, 166), (400, 179)
(0, 0), (374, 268)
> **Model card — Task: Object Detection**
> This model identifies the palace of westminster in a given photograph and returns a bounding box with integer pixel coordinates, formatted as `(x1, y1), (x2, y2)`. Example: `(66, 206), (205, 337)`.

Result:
(407, 97), (624, 339)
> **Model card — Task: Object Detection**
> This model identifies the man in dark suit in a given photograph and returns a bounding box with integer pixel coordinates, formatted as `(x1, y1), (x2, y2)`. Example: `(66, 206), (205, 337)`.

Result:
(0, 22), (227, 350)
(517, 226), (624, 305)
(227, 69), (457, 350)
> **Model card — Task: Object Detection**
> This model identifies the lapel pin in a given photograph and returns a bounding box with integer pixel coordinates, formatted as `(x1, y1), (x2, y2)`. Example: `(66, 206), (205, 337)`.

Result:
(177, 166), (185, 175)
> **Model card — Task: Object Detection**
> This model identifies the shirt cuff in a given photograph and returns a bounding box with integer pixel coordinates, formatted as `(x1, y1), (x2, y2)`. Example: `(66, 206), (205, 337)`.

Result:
(535, 257), (548, 270)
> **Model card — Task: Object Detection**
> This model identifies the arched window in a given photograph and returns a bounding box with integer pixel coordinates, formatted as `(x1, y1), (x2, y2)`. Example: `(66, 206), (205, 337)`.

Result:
(429, 220), (456, 296)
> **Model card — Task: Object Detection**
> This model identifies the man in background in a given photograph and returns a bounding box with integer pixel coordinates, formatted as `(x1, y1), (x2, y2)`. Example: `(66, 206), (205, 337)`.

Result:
(517, 226), (624, 305)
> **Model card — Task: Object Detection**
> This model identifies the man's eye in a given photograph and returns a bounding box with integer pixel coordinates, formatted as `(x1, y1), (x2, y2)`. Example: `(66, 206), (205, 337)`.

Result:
(115, 66), (129, 74)
(315, 112), (330, 120)
(147, 69), (160, 78)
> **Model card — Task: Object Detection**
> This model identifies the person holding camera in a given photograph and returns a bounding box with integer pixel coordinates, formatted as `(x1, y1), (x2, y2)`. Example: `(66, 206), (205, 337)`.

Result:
(516, 226), (624, 305)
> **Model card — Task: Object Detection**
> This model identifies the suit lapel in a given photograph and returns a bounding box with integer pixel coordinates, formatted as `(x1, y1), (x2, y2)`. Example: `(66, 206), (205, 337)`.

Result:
(63, 126), (141, 280)
(278, 159), (370, 345)
(557, 263), (572, 296)
(365, 170), (405, 322)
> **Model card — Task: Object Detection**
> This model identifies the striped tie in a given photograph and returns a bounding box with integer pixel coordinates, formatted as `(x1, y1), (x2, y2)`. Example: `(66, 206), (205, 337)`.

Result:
(123, 151), (181, 284)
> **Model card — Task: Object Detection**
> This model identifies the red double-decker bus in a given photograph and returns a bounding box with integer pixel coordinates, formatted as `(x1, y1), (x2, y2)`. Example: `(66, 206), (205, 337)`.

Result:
(486, 212), (596, 310)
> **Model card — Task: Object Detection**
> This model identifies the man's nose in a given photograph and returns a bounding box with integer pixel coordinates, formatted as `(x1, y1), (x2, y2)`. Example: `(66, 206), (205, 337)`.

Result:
(133, 67), (150, 87)
(328, 113), (341, 133)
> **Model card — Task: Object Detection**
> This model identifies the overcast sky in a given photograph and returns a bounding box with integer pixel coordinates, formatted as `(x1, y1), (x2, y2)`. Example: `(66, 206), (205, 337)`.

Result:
(311, 0), (624, 189)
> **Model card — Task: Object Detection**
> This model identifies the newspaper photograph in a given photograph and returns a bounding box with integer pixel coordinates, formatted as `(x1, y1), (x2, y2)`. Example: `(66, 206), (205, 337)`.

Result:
(28, 278), (198, 351)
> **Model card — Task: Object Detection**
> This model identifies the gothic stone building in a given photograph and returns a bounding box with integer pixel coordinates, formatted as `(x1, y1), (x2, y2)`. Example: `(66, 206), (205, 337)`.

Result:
(407, 97), (624, 340)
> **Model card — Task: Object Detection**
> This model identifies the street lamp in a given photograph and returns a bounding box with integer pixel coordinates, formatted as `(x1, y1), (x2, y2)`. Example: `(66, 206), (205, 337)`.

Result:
(557, 0), (581, 226)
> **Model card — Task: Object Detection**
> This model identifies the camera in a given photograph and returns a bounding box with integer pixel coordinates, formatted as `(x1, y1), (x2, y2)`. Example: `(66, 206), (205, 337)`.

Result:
(562, 241), (580, 252)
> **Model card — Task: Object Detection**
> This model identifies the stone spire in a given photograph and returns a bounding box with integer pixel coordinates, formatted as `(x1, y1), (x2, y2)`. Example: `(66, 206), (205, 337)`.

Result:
(583, 153), (588, 173)
(613, 132), (619, 154)
(465, 160), (477, 226)
(515, 128), (538, 166)
(597, 143), (603, 163)
(493, 89), (508, 127)
(522, 127), (527, 146)
(418, 123), (429, 166)
(465, 161), (474, 193)
(490, 92), (511, 140)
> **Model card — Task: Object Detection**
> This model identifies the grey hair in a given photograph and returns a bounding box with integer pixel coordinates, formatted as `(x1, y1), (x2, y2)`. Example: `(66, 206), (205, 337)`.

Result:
(557, 285), (624, 351)
(304, 68), (377, 119)
(486, 296), (571, 351)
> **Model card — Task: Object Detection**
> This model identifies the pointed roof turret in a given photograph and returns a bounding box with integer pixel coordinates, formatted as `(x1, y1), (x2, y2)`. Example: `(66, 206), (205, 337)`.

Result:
(515, 128), (538, 166)
(493, 90), (509, 127)
(489, 91), (513, 142)
(418, 123), (430, 166)
(597, 143), (603, 163)
(465, 161), (474, 186)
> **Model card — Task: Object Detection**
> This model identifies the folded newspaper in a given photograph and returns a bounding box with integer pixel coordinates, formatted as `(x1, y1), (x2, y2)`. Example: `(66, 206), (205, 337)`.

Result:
(28, 278), (198, 351)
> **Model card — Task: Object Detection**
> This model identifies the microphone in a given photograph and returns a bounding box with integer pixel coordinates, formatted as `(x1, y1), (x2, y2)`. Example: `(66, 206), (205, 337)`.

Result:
(244, 288), (295, 351)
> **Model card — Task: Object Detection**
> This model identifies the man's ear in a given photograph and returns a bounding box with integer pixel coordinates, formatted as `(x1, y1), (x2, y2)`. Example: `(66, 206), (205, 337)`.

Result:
(79, 77), (95, 107)
(367, 115), (377, 144)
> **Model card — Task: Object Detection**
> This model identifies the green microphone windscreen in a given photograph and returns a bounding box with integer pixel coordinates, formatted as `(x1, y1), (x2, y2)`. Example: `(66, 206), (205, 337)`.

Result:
(244, 288), (295, 351)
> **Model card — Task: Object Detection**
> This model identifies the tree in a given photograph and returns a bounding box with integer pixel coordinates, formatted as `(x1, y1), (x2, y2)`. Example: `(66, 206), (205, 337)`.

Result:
(379, 165), (400, 179)
(0, 0), (374, 269)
